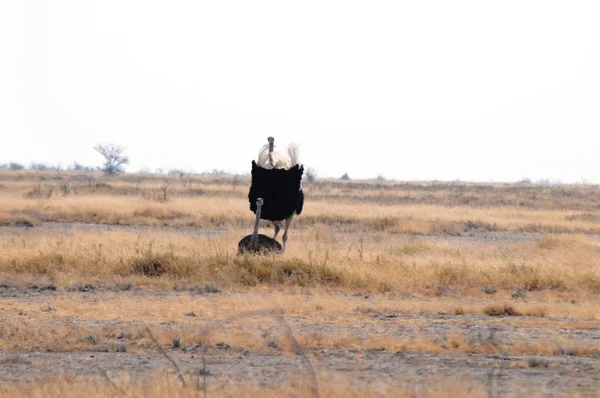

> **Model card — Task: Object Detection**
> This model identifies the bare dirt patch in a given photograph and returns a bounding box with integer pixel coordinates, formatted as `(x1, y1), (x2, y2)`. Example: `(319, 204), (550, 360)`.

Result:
(0, 221), (549, 244)
(0, 289), (599, 397)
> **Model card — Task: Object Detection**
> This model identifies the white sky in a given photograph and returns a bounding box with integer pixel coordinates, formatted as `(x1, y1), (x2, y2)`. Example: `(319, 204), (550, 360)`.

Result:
(1, 1), (599, 182)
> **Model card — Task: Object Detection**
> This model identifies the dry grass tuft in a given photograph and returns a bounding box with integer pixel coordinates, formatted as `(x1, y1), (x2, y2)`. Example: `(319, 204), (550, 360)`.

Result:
(483, 304), (521, 317)
(232, 256), (346, 287)
(130, 250), (177, 277)
(0, 212), (37, 227)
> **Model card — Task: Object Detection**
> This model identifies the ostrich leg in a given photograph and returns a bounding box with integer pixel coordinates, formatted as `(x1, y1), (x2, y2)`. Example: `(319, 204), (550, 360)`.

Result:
(282, 214), (294, 253)
(273, 221), (282, 240)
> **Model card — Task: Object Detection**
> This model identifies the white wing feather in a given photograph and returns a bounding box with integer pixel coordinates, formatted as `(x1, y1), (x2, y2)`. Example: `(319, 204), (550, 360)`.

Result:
(256, 141), (301, 170)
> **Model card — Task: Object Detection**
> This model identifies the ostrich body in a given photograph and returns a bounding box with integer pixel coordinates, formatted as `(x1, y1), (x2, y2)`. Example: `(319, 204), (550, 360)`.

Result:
(247, 137), (304, 252)
(238, 198), (283, 254)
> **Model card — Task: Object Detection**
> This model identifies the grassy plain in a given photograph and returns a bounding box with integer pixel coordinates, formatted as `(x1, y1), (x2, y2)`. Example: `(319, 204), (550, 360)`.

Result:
(1, 169), (600, 396)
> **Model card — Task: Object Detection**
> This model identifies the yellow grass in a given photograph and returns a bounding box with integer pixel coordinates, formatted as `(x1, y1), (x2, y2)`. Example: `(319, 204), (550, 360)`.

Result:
(2, 170), (600, 396)
(1, 291), (599, 355)
(1, 227), (599, 294)
(1, 193), (599, 233)
(2, 169), (600, 234)
(0, 376), (493, 398)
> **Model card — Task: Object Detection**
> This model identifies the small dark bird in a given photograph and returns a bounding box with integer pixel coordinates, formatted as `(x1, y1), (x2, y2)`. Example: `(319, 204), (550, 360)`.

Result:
(238, 198), (283, 254)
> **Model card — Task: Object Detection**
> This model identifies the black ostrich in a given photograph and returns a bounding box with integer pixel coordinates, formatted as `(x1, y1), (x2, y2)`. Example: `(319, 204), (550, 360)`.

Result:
(238, 198), (283, 254)
(245, 137), (304, 253)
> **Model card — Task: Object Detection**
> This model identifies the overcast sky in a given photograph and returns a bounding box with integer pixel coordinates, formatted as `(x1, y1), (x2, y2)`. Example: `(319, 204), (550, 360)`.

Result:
(1, 1), (598, 182)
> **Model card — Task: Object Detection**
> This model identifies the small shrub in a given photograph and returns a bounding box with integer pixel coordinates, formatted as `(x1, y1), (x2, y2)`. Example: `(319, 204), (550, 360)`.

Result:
(70, 283), (96, 292)
(481, 286), (497, 295)
(8, 162), (24, 170)
(528, 357), (550, 368)
(232, 257), (346, 287)
(565, 213), (600, 222)
(461, 220), (498, 232)
(371, 216), (397, 231)
(202, 283), (221, 294)
(186, 283), (221, 294)
(0, 213), (37, 227)
(114, 343), (127, 353)
(129, 250), (176, 277)
(24, 183), (53, 199)
(305, 168), (317, 183)
(483, 304), (520, 317)
(523, 307), (547, 318)
(434, 265), (470, 285)
(535, 236), (563, 250)
(82, 335), (99, 345)
(453, 307), (465, 315)
(29, 163), (49, 171)
(511, 288), (527, 299)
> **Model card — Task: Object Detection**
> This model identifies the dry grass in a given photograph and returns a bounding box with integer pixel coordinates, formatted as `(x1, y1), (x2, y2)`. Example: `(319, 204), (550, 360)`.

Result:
(0, 294), (600, 357)
(0, 376), (493, 398)
(2, 169), (600, 234)
(1, 228), (600, 295)
(2, 170), (600, 395)
(1, 194), (599, 234)
(3, 289), (599, 325)
(1, 291), (599, 355)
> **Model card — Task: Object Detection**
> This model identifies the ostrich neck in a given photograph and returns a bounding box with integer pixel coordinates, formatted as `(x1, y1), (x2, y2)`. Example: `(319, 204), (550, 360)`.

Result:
(250, 201), (262, 249)
(268, 141), (274, 167)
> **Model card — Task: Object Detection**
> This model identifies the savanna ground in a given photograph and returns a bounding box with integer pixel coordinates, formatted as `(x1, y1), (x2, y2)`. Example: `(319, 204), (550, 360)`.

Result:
(0, 169), (600, 397)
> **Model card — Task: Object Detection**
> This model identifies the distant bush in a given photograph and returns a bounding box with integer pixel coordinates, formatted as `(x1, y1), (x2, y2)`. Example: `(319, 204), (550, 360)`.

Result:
(305, 168), (317, 183)
(8, 162), (25, 170)
(71, 162), (97, 172)
(29, 163), (49, 171)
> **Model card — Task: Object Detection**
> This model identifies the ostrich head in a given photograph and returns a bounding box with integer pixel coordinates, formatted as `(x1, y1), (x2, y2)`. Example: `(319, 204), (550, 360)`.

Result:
(256, 197), (264, 207)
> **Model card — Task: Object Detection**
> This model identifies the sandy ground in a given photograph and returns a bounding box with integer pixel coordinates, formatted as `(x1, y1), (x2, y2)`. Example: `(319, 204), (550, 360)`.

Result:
(1, 286), (599, 397)
(1, 346), (599, 396)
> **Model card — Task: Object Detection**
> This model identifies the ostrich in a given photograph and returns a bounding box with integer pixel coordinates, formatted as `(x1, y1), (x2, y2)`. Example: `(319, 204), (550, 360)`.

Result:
(237, 198), (283, 254)
(246, 136), (304, 253)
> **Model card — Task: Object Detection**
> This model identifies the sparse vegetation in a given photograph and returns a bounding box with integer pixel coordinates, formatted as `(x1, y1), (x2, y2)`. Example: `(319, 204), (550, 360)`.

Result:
(1, 169), (600, 395)
(305, 167), (318, 183)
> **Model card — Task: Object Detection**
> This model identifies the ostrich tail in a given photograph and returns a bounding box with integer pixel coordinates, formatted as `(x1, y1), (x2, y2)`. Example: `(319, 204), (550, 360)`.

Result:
(270, 152), (291, 169)
(287, 143), (300, 167)
(256, 139), (299, 170)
